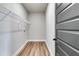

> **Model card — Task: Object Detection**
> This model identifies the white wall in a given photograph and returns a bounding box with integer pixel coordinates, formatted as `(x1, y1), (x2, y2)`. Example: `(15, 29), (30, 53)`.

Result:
(28, 13), (46, 40)
(46, 3), (55, 56)
(0, 3), (28, 20)
(0, 3), (29, 56)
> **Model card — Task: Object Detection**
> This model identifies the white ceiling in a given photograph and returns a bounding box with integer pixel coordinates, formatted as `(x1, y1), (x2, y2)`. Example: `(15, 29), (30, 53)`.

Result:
(22, 3), (48, 13)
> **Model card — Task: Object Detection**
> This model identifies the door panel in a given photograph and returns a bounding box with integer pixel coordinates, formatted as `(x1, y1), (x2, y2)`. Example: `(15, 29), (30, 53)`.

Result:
(56, 18), (79, 30)
(56, 3), (71, 15)
(56, 3), (62, 8)
(56, 45), (66, 56)
(57, 39), (79, 56)
(57, 30), (79, 50)
(57, 4), (79, 23)
(55, 3), (79, 56)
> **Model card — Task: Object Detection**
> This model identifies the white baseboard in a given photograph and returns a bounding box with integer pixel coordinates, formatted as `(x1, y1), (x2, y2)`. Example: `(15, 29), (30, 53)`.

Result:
(27, 39), (46, 41)
(13, 40), (28, 56)
(45, 41), (55, 56)
(45, 41), (52, 56)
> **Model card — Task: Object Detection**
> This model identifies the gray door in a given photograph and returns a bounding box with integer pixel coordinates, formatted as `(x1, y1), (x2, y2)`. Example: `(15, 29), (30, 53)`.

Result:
(55, 3), (79, 56)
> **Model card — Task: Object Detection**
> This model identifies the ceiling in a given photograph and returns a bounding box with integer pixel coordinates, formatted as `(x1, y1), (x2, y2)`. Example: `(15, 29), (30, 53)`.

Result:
(22, 3), (48, 13)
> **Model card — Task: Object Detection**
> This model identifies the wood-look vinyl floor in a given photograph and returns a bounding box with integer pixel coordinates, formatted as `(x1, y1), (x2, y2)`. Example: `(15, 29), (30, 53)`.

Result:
(17, 41), (50, 56)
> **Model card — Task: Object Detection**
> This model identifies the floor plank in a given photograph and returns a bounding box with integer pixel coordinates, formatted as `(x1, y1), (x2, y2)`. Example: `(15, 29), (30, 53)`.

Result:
(17, 41), (50, 56)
